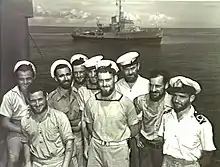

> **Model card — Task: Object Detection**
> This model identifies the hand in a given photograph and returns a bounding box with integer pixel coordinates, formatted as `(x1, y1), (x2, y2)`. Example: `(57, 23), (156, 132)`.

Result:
(136, 139), (144, 148)
(24, 161), (32, 167)
(84, 144), (89, 159)
(72, 142), (77, 157)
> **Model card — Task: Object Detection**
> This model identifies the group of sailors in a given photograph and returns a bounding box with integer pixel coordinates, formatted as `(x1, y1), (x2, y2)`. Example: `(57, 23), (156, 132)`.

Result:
(0, 51), (216, 167)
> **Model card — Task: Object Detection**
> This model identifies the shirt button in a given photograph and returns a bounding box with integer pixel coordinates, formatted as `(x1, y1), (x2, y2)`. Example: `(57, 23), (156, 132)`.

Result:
(39, 141), (43, 144)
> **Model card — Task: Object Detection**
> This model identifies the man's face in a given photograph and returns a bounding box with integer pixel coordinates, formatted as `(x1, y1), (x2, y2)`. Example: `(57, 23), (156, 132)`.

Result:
(98, 72), (115, 97)
(73, 65), (87, 84)
(17, 70), (34, 91)
(150, 75), (166, 101)
(122, 63), (139, 83)
(29, 91), (47, 115)
(172, 92), (192, 113)
(88, 69), (97, 85)
(55, 67), (73, 89)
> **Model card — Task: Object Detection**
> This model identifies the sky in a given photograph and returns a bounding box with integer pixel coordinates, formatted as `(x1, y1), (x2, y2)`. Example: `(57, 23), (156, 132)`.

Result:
(29, 0), (220, 28)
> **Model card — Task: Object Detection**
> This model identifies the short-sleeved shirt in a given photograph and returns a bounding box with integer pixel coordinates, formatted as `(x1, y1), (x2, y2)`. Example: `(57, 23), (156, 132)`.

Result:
(0, 86), (29, 120)
(21, 107), (74, 161)
(134, 93), (172, 140)
(48, 87), (81, 123)
(115, 75), (150, 101)
(158, 106), (216, 161)
(77, 86), (99, 111)
(84, 91), (139, 142)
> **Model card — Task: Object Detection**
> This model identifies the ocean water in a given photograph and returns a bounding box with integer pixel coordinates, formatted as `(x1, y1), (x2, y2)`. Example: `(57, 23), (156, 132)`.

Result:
(30, 26), (220, 160)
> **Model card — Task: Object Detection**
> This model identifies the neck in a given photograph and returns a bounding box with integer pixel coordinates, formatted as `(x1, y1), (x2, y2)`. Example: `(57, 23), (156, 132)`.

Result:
(32, 108), (48, 121)
(176, 105), (191, 121)
(59, 86), (71, 95)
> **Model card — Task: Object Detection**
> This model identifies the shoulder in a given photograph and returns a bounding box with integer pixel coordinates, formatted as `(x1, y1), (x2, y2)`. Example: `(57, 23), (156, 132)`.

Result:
(119, 94), (135, 108)
(194, 112), (209, 125)
(49, 107), (68, 119)
(116, 78), (125, 86)
(85, 94), (96, 106)
(133, 94), (149, 107)
(2, 86), (18, 99)
(138, 75), (150, 83)
(48, 89), (58, 100)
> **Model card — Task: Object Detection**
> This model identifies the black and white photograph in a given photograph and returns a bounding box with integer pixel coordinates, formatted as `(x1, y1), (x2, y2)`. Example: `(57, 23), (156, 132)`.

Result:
(0, 0), (220, 167)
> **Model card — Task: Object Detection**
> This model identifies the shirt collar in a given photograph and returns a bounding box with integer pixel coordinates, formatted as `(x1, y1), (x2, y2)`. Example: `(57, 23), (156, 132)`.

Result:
(122, 75), (141, 88)
(56, 87), (77, 102)
(171, 105), (195, 121)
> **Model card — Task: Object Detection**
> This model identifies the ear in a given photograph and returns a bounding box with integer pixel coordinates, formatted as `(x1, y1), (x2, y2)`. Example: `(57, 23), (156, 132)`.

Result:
(190, 94), (195, 103)
(114, 75), (118, 83)
(165, 82), (169, 89)
(137, 62), (140, 70)
(54, 77), (58, 82)
(46, 92), (49, 101)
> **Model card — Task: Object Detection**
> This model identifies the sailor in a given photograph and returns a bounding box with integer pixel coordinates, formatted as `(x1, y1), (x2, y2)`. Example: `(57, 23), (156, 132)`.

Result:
(116, 51), (150, 167)
(70, 53), (88, 91)
(21, 82), (75, 167)
(134, 70), (172, 167)
(0, 60), (36, 167)
(84, 59), (139, 167)
(77, 55), (103, 160)
(158, 76), (216, 167)
(47, 59), (79, 167)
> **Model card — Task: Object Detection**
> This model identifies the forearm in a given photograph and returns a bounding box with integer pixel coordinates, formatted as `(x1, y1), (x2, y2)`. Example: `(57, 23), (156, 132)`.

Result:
(130, 123), (139, 138)
(62, 139), (73, 167)
(2, 117), (22, 133)
(23, 143), (31, 164)
(70, 118), (81, 132)
(199, 151), (213, 167)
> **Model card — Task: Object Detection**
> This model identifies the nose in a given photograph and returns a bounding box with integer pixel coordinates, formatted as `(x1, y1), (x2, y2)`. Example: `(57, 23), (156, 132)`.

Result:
(103, 80), (107, 87)
(36, 100), (40, 107)
(64, 75), (68, 80)
(23, 79), (28, 84)
(151, 85), (156, 92)
(128, 69), (133, 75)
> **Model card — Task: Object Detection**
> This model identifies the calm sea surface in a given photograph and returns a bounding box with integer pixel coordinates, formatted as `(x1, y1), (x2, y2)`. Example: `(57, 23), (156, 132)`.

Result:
(30, 26), (220, 158)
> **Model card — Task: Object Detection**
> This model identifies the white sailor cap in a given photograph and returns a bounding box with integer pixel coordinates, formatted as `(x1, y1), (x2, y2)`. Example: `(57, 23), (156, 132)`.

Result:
(116, 51), (139, 66)
(50, 59), (72, 79)
(70, 54), (88, 65)
(84, 55), (103, 69)
(97, 60), (119, 73)
(13, 60), (36, 76)
(167, 76), (201, 95)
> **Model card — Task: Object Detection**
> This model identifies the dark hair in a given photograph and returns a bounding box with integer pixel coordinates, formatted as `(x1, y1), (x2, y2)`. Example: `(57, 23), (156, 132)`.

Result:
(15, 64), (35, 77)
(72, 58), (85, 66)
(54, 64), (71, 77)
(28, 82), (47, 97)
(97, 65), (116, 76)
(149, 70), (170, 84)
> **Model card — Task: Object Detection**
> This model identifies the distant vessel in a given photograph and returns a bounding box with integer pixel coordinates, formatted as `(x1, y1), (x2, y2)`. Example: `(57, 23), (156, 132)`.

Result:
(71, 0), (163, 45)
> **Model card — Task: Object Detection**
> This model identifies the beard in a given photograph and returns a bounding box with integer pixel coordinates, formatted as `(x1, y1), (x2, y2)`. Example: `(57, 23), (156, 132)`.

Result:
(150, 91), (165, 102)
(60, 80), (72, 89)
(75, 77), (86, 85)
(100, 86), (115, 97)
(173, 101), (190, 113)
(125, 74), (138, 83)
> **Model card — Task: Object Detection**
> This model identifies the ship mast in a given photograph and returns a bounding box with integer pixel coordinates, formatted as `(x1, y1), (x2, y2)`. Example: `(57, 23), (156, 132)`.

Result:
(118, 0), (122, 23)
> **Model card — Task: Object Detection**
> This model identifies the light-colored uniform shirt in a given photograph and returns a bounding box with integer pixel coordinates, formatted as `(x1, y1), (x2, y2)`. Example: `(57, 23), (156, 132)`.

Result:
(0, 86), (29, 120)
(77, 86), (99, 111)
(21, 107), (74, 164)
(134, 93), (172, 140)
(84, 91), (139, 142)
(158, 106), (216, 161)
(48, 87), (81, 125)
(115, 75), (149, 101)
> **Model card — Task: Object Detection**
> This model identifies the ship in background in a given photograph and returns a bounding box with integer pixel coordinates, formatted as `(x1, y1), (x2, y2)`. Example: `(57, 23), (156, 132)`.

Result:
(71, 0), (163, 45)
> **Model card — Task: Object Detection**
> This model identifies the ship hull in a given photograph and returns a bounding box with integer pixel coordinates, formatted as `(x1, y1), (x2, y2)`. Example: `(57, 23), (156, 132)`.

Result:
(71, 34), (162, 45)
